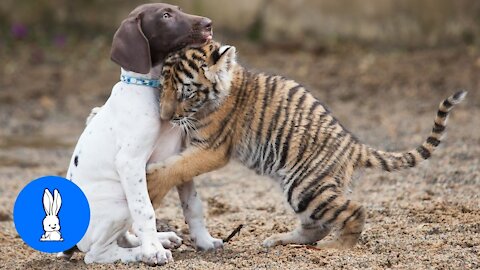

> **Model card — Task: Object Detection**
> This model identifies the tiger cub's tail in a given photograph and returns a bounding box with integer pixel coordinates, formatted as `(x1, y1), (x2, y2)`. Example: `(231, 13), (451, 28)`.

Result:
(355, 90), (467, 171)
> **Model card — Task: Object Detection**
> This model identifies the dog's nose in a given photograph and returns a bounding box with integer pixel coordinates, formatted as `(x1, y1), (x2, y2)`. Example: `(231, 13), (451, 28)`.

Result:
(201, 18), (212, 31)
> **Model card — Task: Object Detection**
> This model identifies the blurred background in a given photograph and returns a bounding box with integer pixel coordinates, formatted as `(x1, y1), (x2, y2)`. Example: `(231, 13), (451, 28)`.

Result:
(3, 0), (480, 48)
(1, 1), (479, 269)
(0, 0), (479, 135)
(1, 0), (479, 131)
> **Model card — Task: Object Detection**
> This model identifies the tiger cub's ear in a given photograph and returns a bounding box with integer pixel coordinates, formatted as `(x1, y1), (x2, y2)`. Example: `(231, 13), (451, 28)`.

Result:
(209, 45), (236, 74)
(204, 45), (237, 92)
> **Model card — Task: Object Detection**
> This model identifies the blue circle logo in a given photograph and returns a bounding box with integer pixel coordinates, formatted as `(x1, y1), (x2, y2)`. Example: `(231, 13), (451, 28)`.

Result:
(13, 176), (90, 253)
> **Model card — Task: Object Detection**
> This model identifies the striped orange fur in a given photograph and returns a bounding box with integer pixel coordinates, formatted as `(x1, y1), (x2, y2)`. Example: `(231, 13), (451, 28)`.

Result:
(146, 41), (467, 249)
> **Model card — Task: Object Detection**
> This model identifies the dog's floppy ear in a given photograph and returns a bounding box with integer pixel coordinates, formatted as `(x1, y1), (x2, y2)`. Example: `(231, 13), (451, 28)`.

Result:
(110, 15), (151, 74)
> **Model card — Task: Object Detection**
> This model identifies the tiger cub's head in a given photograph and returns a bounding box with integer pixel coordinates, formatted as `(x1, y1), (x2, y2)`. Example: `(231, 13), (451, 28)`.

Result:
(160, 41), (237, 122)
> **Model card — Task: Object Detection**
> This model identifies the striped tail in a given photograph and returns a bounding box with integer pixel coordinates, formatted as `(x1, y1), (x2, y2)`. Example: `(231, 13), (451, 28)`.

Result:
(356, 90), (467, 171)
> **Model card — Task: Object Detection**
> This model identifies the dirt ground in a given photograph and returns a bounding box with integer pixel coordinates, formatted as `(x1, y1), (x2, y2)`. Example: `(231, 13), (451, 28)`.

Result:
(0, 42), (479, 269)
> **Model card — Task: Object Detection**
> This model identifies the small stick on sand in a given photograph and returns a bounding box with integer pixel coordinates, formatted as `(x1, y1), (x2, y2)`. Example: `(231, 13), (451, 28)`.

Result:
(289, 244), (323, 251)
(223, 224), (244, 243)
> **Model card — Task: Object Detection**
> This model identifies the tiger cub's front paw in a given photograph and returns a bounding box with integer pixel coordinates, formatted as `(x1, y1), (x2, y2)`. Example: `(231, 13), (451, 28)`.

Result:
(146, 163), (169, 195)
(146, 162), (166, 175)
(146, 154), (182, 175)
(263, 234), (284, 247)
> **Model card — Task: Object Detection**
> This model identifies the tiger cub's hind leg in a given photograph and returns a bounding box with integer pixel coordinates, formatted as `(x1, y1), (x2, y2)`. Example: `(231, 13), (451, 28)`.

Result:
(263, 180), (365, 249)
(315, 198), (366, 249)
(263, 224), (332, 247)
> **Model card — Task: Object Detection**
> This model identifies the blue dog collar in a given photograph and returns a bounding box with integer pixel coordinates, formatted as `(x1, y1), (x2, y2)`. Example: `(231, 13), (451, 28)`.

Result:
(120, 74), (160, 88)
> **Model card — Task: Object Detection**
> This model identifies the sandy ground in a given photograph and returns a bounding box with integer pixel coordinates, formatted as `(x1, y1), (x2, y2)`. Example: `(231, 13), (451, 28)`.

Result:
(0, 43), (479, 269)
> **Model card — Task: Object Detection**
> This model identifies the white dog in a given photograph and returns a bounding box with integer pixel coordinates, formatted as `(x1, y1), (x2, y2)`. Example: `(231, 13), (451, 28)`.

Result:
(59, 4), (222, 265)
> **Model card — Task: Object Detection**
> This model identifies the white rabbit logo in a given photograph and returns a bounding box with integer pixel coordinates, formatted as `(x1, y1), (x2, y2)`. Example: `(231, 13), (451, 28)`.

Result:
(40, 189), (63, 241)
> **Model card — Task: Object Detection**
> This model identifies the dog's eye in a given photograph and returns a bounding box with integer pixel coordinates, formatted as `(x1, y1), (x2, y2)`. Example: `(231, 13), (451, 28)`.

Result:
(163, 13), (171, 19)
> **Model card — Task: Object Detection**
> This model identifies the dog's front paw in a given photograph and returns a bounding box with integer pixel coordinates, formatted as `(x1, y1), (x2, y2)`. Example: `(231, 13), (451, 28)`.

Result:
(139, 241), (173, 266)
(193, 234), (224, 251)
(157, 231), (183, 249)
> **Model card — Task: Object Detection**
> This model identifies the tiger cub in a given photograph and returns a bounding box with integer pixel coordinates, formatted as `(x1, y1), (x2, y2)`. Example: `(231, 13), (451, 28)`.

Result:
(147, 41), (467, 249)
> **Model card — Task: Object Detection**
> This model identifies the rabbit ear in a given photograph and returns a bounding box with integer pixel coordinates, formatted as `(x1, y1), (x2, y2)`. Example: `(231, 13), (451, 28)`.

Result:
(43, 189), (53, 215)
(52, 189), (62, 216)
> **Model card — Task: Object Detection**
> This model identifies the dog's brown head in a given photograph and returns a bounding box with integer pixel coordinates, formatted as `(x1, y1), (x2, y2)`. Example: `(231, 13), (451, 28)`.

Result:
(111, 3), (212, 74)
